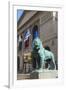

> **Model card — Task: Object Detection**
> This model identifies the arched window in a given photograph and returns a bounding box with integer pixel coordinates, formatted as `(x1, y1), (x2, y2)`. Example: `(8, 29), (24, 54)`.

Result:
(32, 25), (39, 40)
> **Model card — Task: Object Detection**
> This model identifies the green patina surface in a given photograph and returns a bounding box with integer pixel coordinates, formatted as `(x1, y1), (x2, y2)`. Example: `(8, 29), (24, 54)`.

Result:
(32, 37), (56, 69)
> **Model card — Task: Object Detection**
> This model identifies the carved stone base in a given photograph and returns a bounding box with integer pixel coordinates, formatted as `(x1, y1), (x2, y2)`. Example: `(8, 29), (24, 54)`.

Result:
(30, 70), (58, 79)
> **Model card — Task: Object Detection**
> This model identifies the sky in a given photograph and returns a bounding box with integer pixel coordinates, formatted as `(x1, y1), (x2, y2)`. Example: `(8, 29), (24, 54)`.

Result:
(17, 9), (24, 21)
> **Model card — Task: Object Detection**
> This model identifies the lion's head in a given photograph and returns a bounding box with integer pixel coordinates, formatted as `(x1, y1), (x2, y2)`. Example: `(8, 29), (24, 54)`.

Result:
(32, 37), (43, 51)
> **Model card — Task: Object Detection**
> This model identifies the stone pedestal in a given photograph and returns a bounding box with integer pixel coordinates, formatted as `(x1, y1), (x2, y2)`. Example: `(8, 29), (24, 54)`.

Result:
(30, 70), (58, 79)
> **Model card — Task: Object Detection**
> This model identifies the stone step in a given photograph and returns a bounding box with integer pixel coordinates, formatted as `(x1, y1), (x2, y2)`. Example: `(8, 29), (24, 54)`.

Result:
(17, 73), (30, 80)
